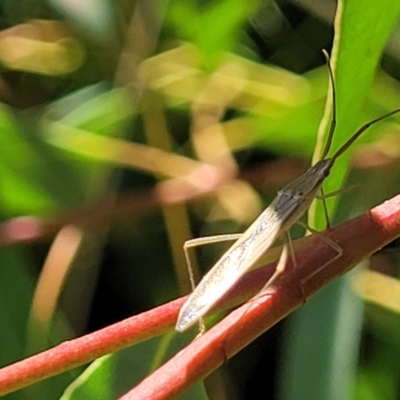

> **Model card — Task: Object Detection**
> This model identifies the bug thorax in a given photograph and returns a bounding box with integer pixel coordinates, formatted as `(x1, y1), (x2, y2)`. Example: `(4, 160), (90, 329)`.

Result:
(278, 158), (334, 198)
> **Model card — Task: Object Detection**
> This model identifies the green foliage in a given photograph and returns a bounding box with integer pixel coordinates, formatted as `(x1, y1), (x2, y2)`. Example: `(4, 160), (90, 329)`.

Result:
(0, 0), (400, 399)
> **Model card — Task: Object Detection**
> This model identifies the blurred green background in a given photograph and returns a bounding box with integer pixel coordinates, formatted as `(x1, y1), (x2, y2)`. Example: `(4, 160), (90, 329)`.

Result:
(1, 0), (400, 399)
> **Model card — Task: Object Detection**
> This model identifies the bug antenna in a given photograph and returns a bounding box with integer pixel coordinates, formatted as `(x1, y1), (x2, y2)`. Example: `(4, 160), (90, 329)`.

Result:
(320, 49), (337, 160)
(332, 107), (400, 161)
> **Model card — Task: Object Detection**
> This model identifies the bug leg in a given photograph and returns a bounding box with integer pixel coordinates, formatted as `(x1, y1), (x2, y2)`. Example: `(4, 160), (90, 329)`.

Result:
(260, 242), (289, 291)
(296, 222), (343, 299)
(246, 242), (289, 303)
(287, 231), (296, 270)
(315, 185), (357, 200)
(297, 221), (343, 267)
(319, 186), (331, 229)
(306, 230), (343, 281)
(316, 184), (359, 229)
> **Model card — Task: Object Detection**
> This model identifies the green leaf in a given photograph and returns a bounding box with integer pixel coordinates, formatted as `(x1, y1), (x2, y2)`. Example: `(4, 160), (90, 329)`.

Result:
(167, 0), (261, 68)
(311, 0), (400, 229)
(281, 2), (400, 400)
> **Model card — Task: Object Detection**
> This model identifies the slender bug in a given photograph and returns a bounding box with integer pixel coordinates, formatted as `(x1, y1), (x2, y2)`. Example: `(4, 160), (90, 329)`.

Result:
(176, 50), (400, 333)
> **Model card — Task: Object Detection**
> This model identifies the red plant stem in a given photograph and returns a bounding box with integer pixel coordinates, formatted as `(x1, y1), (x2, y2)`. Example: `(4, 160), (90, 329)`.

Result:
(120, 193), (400, 400)
(0, 298), (183, 396)
(0, 194), (399, 397)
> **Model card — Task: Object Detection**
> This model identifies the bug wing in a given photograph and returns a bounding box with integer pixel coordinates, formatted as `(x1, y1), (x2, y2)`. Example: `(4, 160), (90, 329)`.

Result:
(176, 196), (299, 332)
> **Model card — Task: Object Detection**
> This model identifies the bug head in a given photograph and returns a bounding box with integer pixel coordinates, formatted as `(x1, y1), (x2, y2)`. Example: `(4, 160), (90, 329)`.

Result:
(280, 158), (334, 198)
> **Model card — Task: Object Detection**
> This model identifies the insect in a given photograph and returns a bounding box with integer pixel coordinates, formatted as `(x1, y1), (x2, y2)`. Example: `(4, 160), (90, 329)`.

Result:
(175, 50), (400, 333)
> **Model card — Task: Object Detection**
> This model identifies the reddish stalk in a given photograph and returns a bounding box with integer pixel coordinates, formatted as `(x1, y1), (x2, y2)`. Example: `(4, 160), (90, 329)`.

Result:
(0, 194), (400, 398)
(120, 193), (400, 400)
